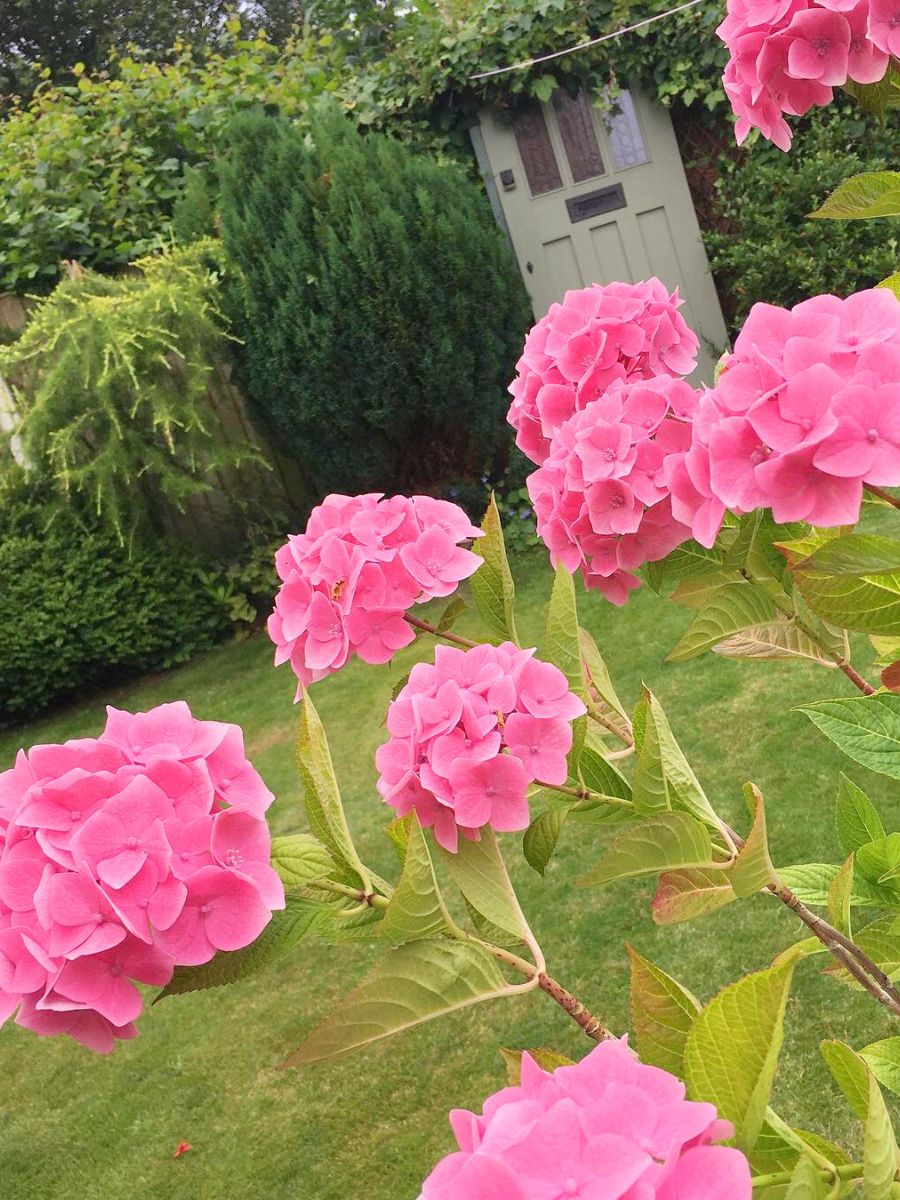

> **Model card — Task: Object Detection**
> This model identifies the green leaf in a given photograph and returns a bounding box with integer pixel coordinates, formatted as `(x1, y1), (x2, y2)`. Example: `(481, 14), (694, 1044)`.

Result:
(685, 957), (796, 1153)
(159, 895), (322, 999)
(820, 1040), (871, 1120)
(810, 170), (900, 220)
(879, 273), (900, 302)
(652, 866), (738, 925)
(470, 494), (519, 644)
(784, 1156), (829, 1199)
(578, 812), (716, 888)
(379, 814), (452, 945)
(843, 68), (900, 120)
(667, 582), (780, 662)
(713, 620), (836, 666)
(439, 829), (532, 942)
(861, 1038), (900, 1097)
(799, 695), (900, 781)
(579, 627), (628, 724)
(437, 595), (468, 632)
(730, 784), (778, 898)
(270, 834), (334, 888)
(575, 739), (632, 802)
(632, 687), (721, 828)
(627, 945), (700, 1075)
(827, 855), (855, 937)
(541, 565), (586, 698)
(499, 1046), (574, 1086)
(857, 835), (900, 887)
(296, 694), (370, 886)
(283, 938), (509, 1065)
(789, 535), (900, 636)
(864, 1068), (899, 1199)
(523, 808), (566, 876)
(836, 775), (886, 857)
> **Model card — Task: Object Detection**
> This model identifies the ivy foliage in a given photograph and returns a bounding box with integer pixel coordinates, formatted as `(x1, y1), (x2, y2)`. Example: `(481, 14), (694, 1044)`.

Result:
(217, 104), (531, 496)
(1, 240), (255, 542)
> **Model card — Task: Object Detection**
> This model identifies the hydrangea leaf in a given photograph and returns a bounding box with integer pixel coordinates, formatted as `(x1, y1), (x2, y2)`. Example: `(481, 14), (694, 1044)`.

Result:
(798, 695), (900, 781)
(836, 774), (885, 857)
(270, 834), (334, 888)
(820, 1040), (871, 1120)
(436, 595), (468, 633)
(577, 812), (716, 888)
(712, 621), (835, 666)
(632, 687), (721, 828)
(779, 863), (899, 909)
(809, 170), (900, 220)
(627, 945), (700, 1076)
(879, 273), (900, 302)
(379, 813), (452, 945)
(575, 739), (632, 803)
(861, 1038), (900, 1097)
(579, 626), (628, 725)
(296, 693), (372, 888)
(470, 494), (519, 645)
(541, 565), (586, 699)
(158, 895), (323, 1000)
(864, 1067), (899, 1199)
(283, 938), (511, 1065)
(523, 808), (567, 876)
(823, 915), (900, 989)
(729, 784), (778, 898)
(439, 829), (533, 941)
(652, 866), (738, 925)
(685, 956), (796, 1153)
(784, 1156), (829, 1199)
(499, 1047), (575, 1086)
(855, 834), (900, 886)
(827, 855), (854, 938)
(667, 581), (780, 662)
(789, 535), (900, 636)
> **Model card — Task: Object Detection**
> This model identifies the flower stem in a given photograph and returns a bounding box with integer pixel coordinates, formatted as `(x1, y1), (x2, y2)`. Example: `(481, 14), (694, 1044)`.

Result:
(865, 484), (900, 511)
(404, 614), (478, 648)
(750, 1162), (865, 1190)
(541, 782), (632, 809)
(537, 972), (612, 1041)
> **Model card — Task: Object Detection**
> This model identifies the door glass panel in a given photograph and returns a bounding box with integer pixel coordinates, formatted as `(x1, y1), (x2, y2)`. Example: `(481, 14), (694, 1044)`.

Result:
(512, 103), (563, 196)
(551, 89), (605, 183)
(603, 90), (649, 169)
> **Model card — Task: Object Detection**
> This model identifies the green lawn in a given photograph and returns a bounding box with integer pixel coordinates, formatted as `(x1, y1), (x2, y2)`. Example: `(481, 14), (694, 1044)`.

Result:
(1, 555), (896, 1199)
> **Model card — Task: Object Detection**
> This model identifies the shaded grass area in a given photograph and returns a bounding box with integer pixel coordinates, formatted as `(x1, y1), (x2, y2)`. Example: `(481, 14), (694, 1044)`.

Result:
(1, 555), (897, 1199)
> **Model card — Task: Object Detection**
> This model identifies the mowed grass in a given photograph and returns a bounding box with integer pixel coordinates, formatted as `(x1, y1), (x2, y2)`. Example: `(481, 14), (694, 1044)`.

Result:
(1, 555), (898, 1200)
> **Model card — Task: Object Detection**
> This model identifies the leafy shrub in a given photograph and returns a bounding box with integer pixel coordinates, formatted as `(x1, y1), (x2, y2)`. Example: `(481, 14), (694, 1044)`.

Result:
(0, 240), (256, 542)
(0, 473), (229, 726)
(706, 106), (898, 330)
(218, 105), (531, 497)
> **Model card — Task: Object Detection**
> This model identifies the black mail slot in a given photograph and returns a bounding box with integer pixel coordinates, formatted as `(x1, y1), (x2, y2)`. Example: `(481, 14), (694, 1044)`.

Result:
(566, 184), (626, 224)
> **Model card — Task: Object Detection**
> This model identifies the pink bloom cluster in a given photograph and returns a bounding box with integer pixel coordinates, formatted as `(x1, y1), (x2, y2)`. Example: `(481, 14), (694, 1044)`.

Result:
(0, 702), (283, 1054)
(376, 643), (585, 852)
(527, 375), (704, 605)
(675, 288), (900, 535)
(718, 0), (895, 150)
(508, 281), (700, 467)
(419, 1037), (751, 1200)
(268, 493), (483, 692)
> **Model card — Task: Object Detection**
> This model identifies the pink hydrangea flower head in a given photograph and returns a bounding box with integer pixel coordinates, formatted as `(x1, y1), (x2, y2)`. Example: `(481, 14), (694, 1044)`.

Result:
(698, 288), (900, 527)
(268, 494), (483, 693)
(526, 376), (712, 602)
(508, 281), (700, 466)
(419, 1037), (752, 1199)
(868, 0), (900, 54)
(378, 643), (585, 851)
(0, 702), (283, 1052)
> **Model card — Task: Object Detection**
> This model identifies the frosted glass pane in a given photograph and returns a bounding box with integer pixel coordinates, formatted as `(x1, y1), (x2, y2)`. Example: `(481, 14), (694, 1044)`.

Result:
(604, 90), (649, 170)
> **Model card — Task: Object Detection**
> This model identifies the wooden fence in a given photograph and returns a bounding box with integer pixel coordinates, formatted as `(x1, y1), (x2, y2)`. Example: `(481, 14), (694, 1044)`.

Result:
(0, 294), (310, 553)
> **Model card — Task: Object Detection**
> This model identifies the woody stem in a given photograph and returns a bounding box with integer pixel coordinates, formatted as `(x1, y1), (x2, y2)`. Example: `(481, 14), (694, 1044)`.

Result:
(404, 614), (479, 648)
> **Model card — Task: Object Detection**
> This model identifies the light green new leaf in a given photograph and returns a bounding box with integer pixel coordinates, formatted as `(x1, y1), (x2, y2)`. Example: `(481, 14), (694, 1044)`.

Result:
(824, 916), (900, 990)
(578, 812), (715, 888)
(439, 829), (532, 942)
(799, 695), (900, 781)
(667, 582), (780, 662)
(652, 867), (738, 925)
(856, 835), (900, 887)
(685, 957), (796, 1153)
(470, 494), (519, 644)
(789, 535), (900, 636)
(730, 784), (778, 898)
(159, 895), (323, 999)
(865, 1069), (899, 1199)
(632, 687), (721, 827)
(827, 855), (854, 937)
(270, 834), (334, 888)
(499, 1047), (575, 1086)
(779, 863), (900, 909)
(784, 1157), (829, 1199)
(820, 1040), (871, 1120)
(880, 273), (900, 301)
(379, 814), (452, 945)
(862, 1038), (900, 1098)
(541, 565), (585, 698)
(798, 534), (900, 577)
(579, 627), (628, 723)
(627, 945), (700, 1075)
(810, 170), (900, 220)
(576, 739), (632, 802)
(713, 621), (835, 666)
(523, 808), (566, 876)
(296, 694), (370, 886)
(837, 775), (886, 857)
(284, 938), (511, 1065)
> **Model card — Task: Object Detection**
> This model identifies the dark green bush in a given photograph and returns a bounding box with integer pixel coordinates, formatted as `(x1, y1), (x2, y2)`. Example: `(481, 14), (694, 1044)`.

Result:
(218, 104), (532, 497)
(0, 471), (229, 726)
(706, 107), (898, 331)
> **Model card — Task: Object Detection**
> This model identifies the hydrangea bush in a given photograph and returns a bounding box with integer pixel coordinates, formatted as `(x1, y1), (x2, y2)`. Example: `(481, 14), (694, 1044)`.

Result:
(2, 37), (900, 1200)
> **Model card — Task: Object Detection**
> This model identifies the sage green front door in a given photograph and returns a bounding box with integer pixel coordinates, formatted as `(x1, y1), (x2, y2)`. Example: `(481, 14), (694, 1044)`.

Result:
(474, 87), (728, 382)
